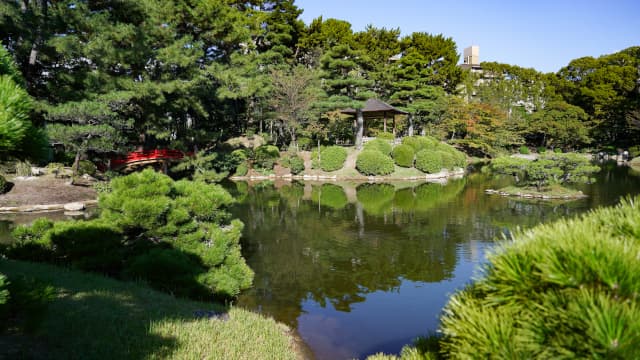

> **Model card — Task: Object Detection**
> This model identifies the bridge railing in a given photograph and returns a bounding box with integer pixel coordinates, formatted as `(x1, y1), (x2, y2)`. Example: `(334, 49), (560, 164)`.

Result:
(111, 149), (188, 168)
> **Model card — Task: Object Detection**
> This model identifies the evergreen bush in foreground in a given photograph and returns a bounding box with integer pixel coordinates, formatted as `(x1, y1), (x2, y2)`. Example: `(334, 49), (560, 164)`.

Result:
(6, 169), (253, 298)
(356, 150), (394, 176)
(439, 196), (640, 359)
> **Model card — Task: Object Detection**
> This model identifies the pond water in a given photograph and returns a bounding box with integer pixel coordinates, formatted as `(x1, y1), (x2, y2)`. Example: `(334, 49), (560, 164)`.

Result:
(228, 162), (640, 360)
(0, 162), (638, 359)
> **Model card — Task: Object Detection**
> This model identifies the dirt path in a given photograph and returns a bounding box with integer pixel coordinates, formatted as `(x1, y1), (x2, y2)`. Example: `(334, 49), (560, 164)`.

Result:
(0, 176), (97, 207)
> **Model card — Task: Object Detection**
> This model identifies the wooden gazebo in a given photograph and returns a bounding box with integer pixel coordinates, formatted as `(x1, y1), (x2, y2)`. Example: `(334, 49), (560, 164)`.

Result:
(341, 98), (408, 136)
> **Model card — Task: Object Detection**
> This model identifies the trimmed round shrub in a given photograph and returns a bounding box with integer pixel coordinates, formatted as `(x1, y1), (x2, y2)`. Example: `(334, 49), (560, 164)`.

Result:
(439, 196), (640, 359)
(415, 149), (443, 174)
(0, 174), (6, 194)
(77, 160), (97, 176)
(402, 136), (437, 152)
(392, 144), (415, 167)
(289, 156), (305, 175)
(319, 146), (347, 172)
(356, 150), (394, 176)
(519, 145), (530, 154)
(375, 132), (395, 141)
(254, 145), (280, 169)
(438, 150), (456, 170)
(364, 138), (393, 155)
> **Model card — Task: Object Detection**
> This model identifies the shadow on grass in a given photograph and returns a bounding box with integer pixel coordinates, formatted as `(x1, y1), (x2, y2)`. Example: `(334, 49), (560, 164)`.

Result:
(0, 260), (228, 360)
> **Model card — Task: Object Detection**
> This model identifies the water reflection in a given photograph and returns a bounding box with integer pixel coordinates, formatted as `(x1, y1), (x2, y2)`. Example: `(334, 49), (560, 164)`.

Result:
(230, 164), (640, 359)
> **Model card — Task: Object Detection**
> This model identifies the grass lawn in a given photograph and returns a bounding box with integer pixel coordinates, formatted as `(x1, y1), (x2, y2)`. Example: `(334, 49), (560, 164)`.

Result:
(0, 259), (300, 360)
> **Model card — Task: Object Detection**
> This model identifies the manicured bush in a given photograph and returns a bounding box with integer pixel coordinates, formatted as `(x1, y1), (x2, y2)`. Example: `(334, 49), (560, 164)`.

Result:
(402, 136), (437, 152)
(392, 144), (415, 168)
(628, 145), (640, 158)
(375, 132), (395, 141)
(254, 145), (280, 170)
(415, 150), (443, 174)
(319, 146), (347, 172)
(439, 196), (640, 359)
(519, 145), (530, 154)
(289, 156), (305, 175)
(77, 160), (97, 176)
(438, 150), (456, 170)
(364, 138), (393, 155)
(356, 150), (395, 176)
(554, 147), (563, 153)
(537, 146), (547, 153)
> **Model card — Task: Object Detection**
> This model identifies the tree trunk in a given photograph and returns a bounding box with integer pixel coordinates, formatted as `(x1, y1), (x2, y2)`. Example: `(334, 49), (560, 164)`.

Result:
(355, 109), (364, 149)
(408, 114), (414, 137)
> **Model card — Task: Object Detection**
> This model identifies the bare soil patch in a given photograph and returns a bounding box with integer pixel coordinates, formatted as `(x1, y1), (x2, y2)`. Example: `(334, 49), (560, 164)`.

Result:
(0, 175), (97, 207)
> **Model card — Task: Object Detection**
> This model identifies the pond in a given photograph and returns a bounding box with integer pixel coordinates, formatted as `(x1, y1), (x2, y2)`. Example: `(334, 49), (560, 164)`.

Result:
(228, 162), (640, 360)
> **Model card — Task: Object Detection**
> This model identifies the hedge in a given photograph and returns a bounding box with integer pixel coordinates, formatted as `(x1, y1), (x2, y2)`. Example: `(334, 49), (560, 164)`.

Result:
(415, 150), (443, 174)
(356, 150), (395, 176)
(401, 136), (437, 152)
(392, 144), (415, 168)
(363, 138), (393, 155)
(319, 146), (347, 172)
(254, 145), (280, 170)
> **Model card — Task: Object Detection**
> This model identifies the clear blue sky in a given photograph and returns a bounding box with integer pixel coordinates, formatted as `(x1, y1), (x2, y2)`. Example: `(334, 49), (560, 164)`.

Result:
(294, 0), (639, 73)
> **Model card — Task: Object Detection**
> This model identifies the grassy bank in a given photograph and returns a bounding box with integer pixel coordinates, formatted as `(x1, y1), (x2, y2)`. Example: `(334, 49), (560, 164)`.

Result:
(0, 260), (299, 360)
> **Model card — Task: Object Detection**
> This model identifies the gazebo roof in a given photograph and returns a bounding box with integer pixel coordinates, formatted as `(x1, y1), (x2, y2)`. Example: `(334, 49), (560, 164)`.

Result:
(341, 98), (408, 118)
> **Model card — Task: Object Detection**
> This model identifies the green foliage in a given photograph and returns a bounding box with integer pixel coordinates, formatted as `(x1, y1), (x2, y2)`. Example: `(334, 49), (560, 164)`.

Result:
(172, 151), (227, 183)
(537, 147), (547, 154)
(289, 155), (305, 174)
(374, 131), (395, 141)
(319, 146), (347, 172)
(392, 144), (415, 167)
(234, 162), (248, 177)
(440, 196), (640, 359)
(401, 136), (438, 152)
(0, 75), (31, 155)
(77, 160), (97, 176)
(312, 184), (348, 209)
(554, 148), (563, 153)
(519, 146), (530, 154)
(415, 150), (443, 174)
(254, 145), (280, 170)
(489, 153), (600, 190)
(356, 150), (395, 176)
(0, 273), (8, 306)
(6, 170), (253, 299)
(364, 138), (393, 155)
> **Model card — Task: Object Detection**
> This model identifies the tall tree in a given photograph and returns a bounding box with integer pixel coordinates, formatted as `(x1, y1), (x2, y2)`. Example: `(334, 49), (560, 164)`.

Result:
(389, 32), (461, 136)
(319, 43), (374, 149)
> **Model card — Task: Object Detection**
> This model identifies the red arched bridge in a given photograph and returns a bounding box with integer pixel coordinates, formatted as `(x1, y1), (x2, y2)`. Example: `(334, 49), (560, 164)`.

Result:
(110, 149), (189, 171)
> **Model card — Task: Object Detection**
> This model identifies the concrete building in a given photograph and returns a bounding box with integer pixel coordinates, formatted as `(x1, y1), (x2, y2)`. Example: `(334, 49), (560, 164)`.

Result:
(459, 45), (482, 72)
